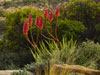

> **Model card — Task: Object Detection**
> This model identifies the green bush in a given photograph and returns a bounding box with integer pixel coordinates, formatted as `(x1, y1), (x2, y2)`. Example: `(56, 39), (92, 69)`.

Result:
(4, 7), (43, 50)
(62, 0), (97, 20)
(57, 19), (86, 41)
(95, 24), (100, 31)
(94, 2), (100, 42)
(61, 0), (100, 42)
(0, 7), (43, 69)
(75, 40), (100, 69)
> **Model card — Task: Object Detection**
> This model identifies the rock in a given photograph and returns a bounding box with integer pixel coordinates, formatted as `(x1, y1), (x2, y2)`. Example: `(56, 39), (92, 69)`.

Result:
(0, 70), (21, 75)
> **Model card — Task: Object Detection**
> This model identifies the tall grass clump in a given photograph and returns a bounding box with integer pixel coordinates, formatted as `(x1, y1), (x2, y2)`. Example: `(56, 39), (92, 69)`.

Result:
(24, 38), (77, 75)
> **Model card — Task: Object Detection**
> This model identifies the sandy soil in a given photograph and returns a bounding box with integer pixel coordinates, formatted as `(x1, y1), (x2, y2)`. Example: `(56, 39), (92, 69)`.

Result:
(0, 70), (21, 75)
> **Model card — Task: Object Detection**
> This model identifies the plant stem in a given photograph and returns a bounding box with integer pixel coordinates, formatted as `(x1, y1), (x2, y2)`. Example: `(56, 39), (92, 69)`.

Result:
(45, 18), (61, 50)
(55, 16), (58, 39)
(30, 27), (35, 44)
(36, 28), (39, 45)
(55, 16), (61, 50)
(56, 39), (61, 50)
(50, 21), (52, 33)
(26, 35), (35, 49)
(45, 19), (56, 40)
(40, 31), (53, 40)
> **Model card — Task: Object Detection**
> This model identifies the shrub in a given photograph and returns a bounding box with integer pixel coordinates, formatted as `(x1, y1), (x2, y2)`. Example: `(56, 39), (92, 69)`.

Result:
(0, 7), (43, 69)
(57, 19), (86, 41)
(75, 40), (100, 69)
(95, 24), (100, 31)
(61, 0), (97, 23)
(0, 37), (34, 70)
(61, 0), (100, 41)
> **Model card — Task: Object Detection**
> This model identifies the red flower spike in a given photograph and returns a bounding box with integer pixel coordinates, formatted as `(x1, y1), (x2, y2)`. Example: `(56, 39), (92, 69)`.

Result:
(39, 17), (43, 29)
(35, 16), (40, 27)
(44, 8), (48, 19)
(23, 20), (29, 35)
(55, 5), (60, 16)
(49, 10), (53, 21)
(28, 13), (32, 25)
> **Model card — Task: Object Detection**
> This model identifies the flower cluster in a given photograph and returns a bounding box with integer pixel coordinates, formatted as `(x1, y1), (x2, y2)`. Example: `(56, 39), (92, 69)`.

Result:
(23, 20), (29, 35)
(23, 6), (59, 35)
(35, 16), (43, 29)
(23, 5), (60, 50)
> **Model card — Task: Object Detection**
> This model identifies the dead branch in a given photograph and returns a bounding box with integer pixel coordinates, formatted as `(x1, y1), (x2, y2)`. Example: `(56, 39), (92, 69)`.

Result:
(54, 64), (100, 75)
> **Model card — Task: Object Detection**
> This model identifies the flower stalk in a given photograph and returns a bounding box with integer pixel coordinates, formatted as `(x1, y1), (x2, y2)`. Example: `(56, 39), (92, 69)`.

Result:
(30, 28), (35, 44)
(36, 28), (39, 45)
(50, 21), (52, 33)
(23, 5), (61, 50)
(26, 35), (35, 49)
(55, 16), (58, 39)
(40, 30), (53, 40)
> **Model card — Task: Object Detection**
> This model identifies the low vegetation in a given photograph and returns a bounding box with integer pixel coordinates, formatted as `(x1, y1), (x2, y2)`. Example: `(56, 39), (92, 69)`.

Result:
(0, 0), (100, 75)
